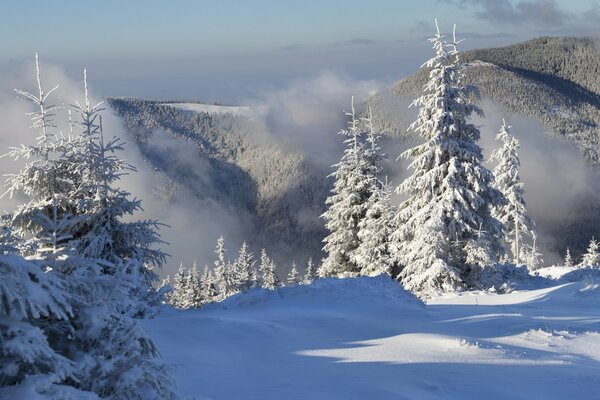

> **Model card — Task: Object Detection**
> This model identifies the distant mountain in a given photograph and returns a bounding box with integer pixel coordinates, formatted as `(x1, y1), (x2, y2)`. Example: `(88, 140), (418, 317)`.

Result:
(369, 36), (600, 164)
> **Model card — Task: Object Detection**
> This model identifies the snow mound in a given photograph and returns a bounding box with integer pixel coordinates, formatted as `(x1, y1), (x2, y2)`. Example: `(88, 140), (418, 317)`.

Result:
(145, 277), (600, 400)
(214, 275), (423, 311)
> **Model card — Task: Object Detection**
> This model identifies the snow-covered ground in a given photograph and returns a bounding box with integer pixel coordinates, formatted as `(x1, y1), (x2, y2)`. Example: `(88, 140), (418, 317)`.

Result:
(162, 103), (268, 119)
(144, 275), (600, 400)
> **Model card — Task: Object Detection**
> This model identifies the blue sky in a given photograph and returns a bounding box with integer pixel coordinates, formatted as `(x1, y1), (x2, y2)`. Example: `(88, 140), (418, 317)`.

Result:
(2, 0), (598, 100)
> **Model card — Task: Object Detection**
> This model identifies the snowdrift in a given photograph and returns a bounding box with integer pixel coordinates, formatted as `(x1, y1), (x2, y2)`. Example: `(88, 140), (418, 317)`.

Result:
(144, 275), (600, 400)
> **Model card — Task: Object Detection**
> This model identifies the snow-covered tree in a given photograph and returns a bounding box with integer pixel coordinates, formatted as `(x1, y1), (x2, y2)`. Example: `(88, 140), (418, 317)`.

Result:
(287, 261), (300, 285)
(232, 241), (254, 292)
(2, 57), (174, 399)
(202, 266), (218, 303)
(356, 179), (395, 276)
(185, 262), (203, 308)
(0, 253), (74, 396)
(522, 232), (542, 270)
(564, 248), (574, 268)
(580, 238), (600, 268)
(491, 120), (535, 265)
(320, 97), (373, 277)
(391, 22), (505, 295)
(259, 248), (280, 290)
(213, 235), (233, 299)
(170, 264), (188, 308)
(303, 257), (317, 284)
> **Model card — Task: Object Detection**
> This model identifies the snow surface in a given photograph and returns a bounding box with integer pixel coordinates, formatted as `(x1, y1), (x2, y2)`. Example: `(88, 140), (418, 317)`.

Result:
(162, 103), (267, 119)
(144, 276), (600, 399)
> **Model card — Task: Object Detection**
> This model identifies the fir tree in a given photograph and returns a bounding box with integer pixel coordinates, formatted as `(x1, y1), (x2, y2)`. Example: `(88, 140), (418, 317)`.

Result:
(564, 248), (574, 268)
(259, 248), (280, 290)
(490, 120), (535, 265)
(356, 179), (395, 276)
(391, 22), (505, 295)
(2, 56), (174, 399)
(171, 264), (188, 308)
(186, 262), (203, 308)
(233, 241), (254, 292)
(320, 97), (373, 277)
(202, 266), (218, 303)
(287, 261), (300, 285)
(303, 257), (317, 284)
(580, 238), (600, 268)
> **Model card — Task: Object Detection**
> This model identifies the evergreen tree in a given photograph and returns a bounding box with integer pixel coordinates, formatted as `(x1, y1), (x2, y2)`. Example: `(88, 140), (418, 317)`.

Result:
(186, 262), (203, 308)
(232, 241), (254, 292)
(202, 266), (218, 303)
(259, 248), (280, 290)
(303, 257), (317, 284)
(564, 248), (574, 268)
(391, 22), (505, 295)
(2, 56), (174, 399)
(287, 261), (300, 285)
(580, 238), (600, 268)
(213, 235), (233, 299)
(320, 97), (372, 277)
(356, 179), (395, 276)
(0, 252), (75, 397)
(490, 120), (535, 265)
(171, 264), (188, 308)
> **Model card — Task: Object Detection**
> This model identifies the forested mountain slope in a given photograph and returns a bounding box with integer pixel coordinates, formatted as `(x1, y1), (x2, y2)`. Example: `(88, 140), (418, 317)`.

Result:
(369, 36), (600, 164)
(107, 98), (329, 265)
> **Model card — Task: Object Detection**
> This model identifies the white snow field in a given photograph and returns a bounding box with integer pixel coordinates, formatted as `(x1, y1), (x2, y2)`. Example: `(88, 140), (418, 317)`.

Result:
(144, 275), (600, 400)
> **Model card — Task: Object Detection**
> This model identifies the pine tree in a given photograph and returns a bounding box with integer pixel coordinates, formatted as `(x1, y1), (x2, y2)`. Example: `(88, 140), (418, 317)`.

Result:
(259, 248), (280, 290)
(580, 238), (600, 268)
(564, 248), (574, 268)
(522, 232), (543, 270)
(490, 120), (535, 265)
(186, 262), (203, 308)
(0, 252), (75, 396)
(232, 241), (254, 292)
(202, 266), (218, 303)
(356, 179), (395, 276)
(287, 261), (300, 285)
(320, 97), (373, 278)
(170, 264), (188, 308)
(353, 108), (394, 276)
(2, 57), (174, 399)
(391, 22), (505, 295)
(213, 235), (232, 299)
(303, 257), (317, 284)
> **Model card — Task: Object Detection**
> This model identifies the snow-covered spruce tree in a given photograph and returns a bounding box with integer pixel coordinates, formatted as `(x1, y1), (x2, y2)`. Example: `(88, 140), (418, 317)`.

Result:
(0, 250), (77, 397)
(303, 257), (317, 284)
(357, 178), (395, 276)
(320, 97), (373, 278)
(259, 248), (280, 290)
(70, 70), (167, 315)
(202, 265), (218, 303)
(354, 108), (395, 276)
(490, 120), (536, 265)
(564, 248), (574, 268)
(185, 262), (203, 308)
(522, 232), (542, 270)
(580, 238), (600, 268)
(170, 263), (188, 308)
(213, 235), (233, 299)
(287, 261), (300, 285)
(391, 23), (505, 295)
(232, 241), (254, 293)
(2, 58), (174, 399)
